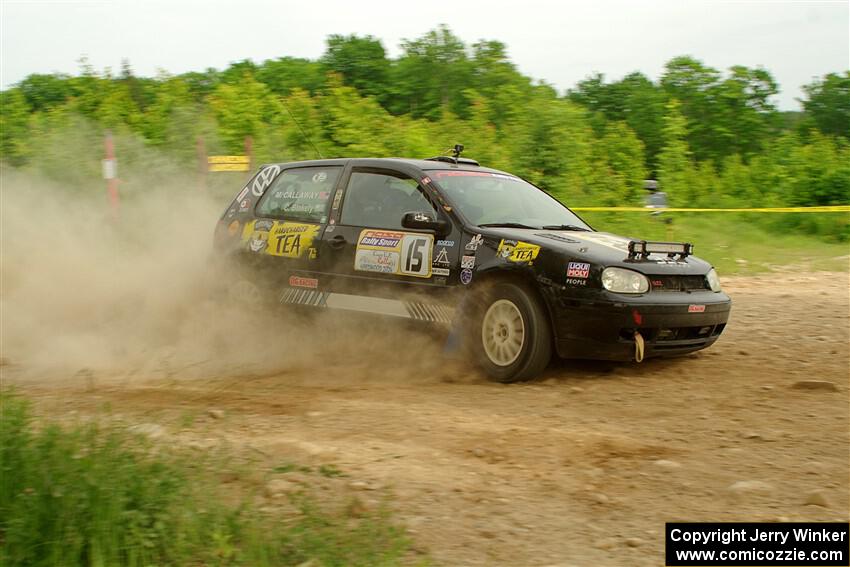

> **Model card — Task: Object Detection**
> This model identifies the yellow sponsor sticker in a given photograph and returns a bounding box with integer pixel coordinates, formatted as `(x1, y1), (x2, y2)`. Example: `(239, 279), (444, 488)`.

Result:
(266, 222), (320, 258)
(208, 155), (251, 164)
(241, 220), (319, 258)
(497, 239), (540, 263)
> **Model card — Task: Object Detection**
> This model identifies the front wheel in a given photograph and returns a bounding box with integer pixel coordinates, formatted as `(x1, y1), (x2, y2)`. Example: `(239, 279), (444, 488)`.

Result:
(470, 282), (552, 383)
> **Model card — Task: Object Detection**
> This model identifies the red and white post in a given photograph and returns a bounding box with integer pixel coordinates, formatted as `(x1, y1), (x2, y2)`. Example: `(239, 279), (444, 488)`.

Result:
(244, 135), (254, 173)
(197, 135), (207, 191)
(102, 130), (120, 216)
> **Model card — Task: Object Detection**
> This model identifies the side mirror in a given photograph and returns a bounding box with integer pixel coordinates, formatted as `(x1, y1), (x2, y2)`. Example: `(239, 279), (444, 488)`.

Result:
(401, 211), (450, 236)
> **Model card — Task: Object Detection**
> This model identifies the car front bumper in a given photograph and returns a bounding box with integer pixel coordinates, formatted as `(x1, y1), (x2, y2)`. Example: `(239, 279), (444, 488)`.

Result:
(550, 290), (732, 361)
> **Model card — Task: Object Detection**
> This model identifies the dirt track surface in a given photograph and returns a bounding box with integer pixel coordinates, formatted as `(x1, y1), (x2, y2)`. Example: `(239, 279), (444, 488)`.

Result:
(7, 271), (850, 566)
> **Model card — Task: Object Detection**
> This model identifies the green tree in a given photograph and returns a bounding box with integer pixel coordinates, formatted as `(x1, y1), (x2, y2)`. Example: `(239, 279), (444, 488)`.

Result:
(66, 57), (106, 118)
(179, 68), (222, 101)
(568, 72), (665, 173)
(208, 74), (279, 153)
(657, 99), (698, 205)
(96, 76), (144, 132)
(661, 56), (779, 164)
(502, 95), (597, 199)
(16, 73), (73, 112)
(220, 59), (259, 84)
(427, 91), (511, 170)
(713, 65), (778, 157)
(800, 72), (850, 139)
(389, 25), (473, 119)
(785, 133), (850, 206)
(317, 76), (398, 156)
(599, 121), (647, 205)
(277, 88), (325, 161)
(119, 59), (158, 112)
(616, 73), (666, 174)
(138, 73), (210, 164)
(718, 154), (756, 203)
(467, 40), (533, 124)
(0, 89), (32, 164)
(321, 35), (390, 101)
(661, 56), (723, 164)
(255, 57), (325, 96)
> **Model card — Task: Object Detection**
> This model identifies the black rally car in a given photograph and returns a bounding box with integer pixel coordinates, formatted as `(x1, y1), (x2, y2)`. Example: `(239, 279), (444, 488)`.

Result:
(213, 154), (731, 382)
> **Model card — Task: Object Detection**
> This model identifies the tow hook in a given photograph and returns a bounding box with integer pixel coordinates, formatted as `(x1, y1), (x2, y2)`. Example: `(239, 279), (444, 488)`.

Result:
(634, 331), (645, 363)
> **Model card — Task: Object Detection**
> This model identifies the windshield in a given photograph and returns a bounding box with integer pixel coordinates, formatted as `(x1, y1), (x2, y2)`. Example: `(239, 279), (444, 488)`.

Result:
(430, 171), (592, 230)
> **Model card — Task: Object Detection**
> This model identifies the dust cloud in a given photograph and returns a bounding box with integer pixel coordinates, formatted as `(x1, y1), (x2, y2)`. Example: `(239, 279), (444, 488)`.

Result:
(0, 169), (455, 387)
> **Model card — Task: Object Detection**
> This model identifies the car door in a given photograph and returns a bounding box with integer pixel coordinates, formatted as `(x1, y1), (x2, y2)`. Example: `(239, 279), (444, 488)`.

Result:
(309, 166), (461, 301)
(243, 164), (342, 287)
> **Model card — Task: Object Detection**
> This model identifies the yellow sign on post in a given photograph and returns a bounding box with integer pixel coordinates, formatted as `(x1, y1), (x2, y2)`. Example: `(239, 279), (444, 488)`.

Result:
(208, 155), (251, 172)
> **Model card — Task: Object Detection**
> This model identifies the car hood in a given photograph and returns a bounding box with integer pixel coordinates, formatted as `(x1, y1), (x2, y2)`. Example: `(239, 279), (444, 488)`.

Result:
(478, 228), (713, 275)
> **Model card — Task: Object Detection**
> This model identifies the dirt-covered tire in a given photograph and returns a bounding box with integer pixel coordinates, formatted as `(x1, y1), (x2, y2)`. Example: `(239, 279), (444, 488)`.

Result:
(207, 254), (275, 309)
(469, 281), (553, 383)
(226, 277), (266, 306)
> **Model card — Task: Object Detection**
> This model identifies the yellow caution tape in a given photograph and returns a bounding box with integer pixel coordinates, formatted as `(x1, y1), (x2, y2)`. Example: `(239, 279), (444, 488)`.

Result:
(570, 205), (850, 213)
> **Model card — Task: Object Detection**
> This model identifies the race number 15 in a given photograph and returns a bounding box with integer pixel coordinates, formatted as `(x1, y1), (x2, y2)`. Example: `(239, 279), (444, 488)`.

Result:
(400, 234), (433, 277)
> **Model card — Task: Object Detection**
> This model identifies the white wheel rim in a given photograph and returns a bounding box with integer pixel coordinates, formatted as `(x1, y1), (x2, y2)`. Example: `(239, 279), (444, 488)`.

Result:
(481, 299), (525, 366)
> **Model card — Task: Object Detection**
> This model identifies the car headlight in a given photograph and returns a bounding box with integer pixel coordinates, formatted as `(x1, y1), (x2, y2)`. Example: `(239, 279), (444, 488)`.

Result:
(601, 267), (649, 294)
(706, 268), (722, 292)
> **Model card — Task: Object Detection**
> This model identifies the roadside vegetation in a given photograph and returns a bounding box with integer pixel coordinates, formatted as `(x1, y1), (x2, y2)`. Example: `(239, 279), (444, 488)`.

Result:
(0, 391), (414, 567)
(581, 212), (850, 275)
(1, 26), (848, 242)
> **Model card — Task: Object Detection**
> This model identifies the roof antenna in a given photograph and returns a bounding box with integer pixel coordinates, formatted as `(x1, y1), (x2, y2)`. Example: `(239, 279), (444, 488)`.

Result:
(281, 97), (323, 159)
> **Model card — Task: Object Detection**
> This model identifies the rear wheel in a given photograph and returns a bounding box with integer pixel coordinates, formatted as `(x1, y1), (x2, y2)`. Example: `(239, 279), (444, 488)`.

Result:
(228, 278), (264, 306)
(470, 282), (552, 382)
(208, 254), (276, 309)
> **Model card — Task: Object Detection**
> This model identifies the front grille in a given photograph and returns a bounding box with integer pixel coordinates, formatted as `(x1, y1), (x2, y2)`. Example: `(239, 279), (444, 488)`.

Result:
(654, 326), (714, 341)
(648, 275), (708, 292)
(619, 324), (725, 343)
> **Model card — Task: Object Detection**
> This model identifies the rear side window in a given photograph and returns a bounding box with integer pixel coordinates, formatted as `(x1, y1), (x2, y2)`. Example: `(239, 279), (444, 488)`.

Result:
(256, 166), (341, 223)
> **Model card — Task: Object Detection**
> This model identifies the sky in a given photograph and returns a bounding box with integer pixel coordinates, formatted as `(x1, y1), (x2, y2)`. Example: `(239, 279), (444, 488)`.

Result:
(1, 0), (848, 110)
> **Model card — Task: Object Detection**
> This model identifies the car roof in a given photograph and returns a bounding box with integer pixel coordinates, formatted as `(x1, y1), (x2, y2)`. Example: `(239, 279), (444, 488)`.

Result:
(261, 157), (512, 176)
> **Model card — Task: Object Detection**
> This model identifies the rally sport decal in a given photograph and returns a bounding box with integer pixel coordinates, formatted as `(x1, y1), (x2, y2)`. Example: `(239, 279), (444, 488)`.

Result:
(354, 229), (433, 278)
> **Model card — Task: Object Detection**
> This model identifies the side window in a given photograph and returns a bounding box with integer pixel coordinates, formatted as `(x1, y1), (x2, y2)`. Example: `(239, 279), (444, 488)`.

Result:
(256, 166), (341, 223)
(341, 170), (438, 229)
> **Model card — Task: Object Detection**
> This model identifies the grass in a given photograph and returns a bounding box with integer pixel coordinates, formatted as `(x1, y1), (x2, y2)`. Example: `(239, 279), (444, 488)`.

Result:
(579, 212), (850, 276)
(0, 391), (414, 567)
(272, 462), (314, 474)
(318, 464), (346, 479)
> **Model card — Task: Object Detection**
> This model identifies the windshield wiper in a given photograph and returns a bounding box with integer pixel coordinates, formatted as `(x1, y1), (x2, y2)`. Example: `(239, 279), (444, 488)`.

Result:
(540, 224), (591, 231)
(477, 222), (539, 229)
